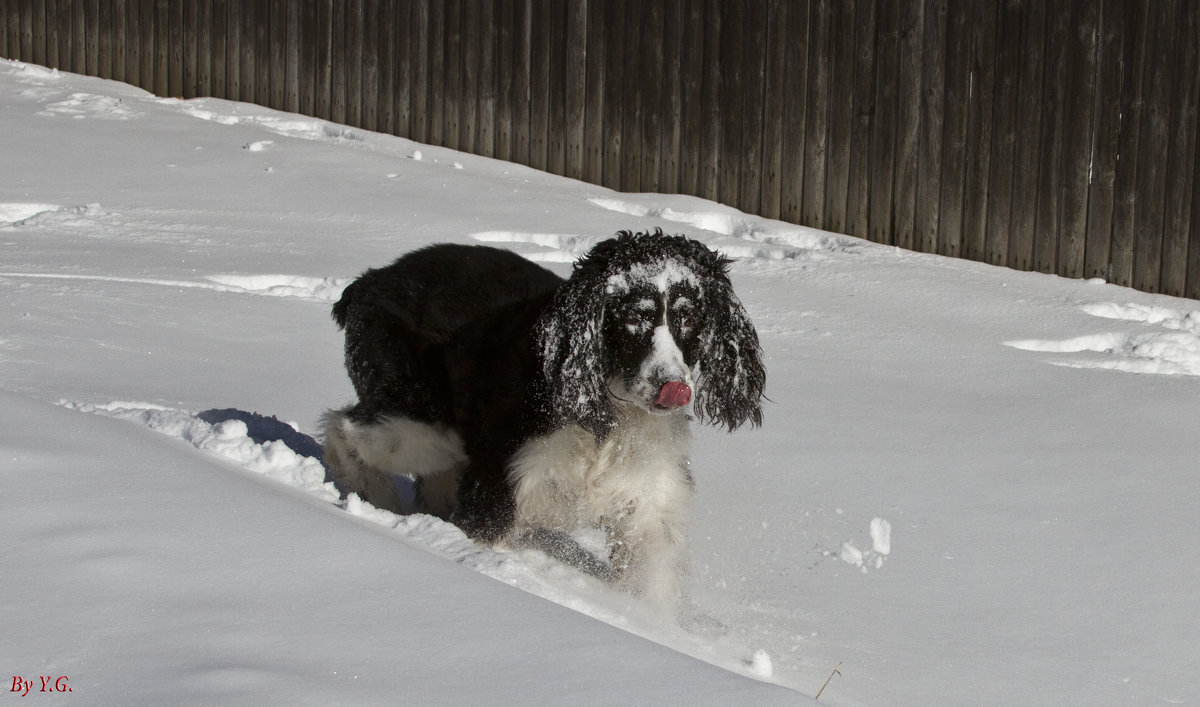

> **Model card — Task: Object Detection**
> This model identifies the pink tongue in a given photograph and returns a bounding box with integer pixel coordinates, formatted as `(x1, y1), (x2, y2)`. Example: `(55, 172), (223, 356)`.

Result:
(655, 381), (692, 408)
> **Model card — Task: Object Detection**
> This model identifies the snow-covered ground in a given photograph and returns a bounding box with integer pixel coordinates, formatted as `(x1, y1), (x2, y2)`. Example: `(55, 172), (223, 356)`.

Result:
(3, 59), (1198, 705)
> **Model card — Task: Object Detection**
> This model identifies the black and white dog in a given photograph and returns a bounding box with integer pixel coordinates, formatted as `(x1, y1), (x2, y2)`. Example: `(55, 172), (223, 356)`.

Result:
(322, 229), (765, 606)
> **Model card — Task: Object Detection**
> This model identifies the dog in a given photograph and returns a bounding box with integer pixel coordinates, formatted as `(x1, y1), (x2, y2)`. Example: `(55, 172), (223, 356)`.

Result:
(322, 229), (765, 606)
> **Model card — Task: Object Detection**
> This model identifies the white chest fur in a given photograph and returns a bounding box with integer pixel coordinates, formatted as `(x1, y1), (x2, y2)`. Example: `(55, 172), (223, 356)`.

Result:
(508, 407), (693, 603)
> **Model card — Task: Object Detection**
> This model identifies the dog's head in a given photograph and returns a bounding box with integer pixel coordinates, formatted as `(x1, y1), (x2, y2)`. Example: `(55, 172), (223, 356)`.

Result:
(537, 229), (766, 439)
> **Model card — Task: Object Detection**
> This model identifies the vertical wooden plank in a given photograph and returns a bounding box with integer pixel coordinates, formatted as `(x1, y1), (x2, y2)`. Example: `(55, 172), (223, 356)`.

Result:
(779, 0), (809, 224)
(846, 0), (877, 240)
(253, 0), (269, 107)
(72, 0), (86, 75)
(225, 0), (240, 101)
(284, 0), (300, 112)
(29, 0), (44, 66)
(1032, 1), (1069, 274)
(510, 0), (531, 163)
(313, 0), (332, 121)
(545, 0), (566, 176)
(239, 0), (256, 103)
(43, 0), (58, 69)
(460, 0), (480, 153)
(360, 0), (379, 131)
(658, 0), (683, 194)
(17, 0), (30, 61)
(868, 0), (898, 245)
(0, 0), (8, 59)
(638, 0), (664, 193)
(112, 0), (128, 83)
(427, 0), (445, 146)
(377, 0), (396, 134)
(63, 0), (76, 71)
(601, 0), (624, 190)
(183, 0), (197, 96)
(528, 0), (549, 170)
(393, 0), (413, 138)
(442, 0), (460, 149)
(619, 0), (642, 192)
(985, 0), (1020, 267)
(138, 0), (154, 92)
(716, 0), (743, 207)
(823, 0), (854, 234)
(562, 0), (586, 179)
(960, 0), (997, 263)
(99, 0), (114, 79)
(697, 0), (722, 200)
(1083, 0), (1124, 281)
(759, 0), (787, 220)
(737, 0), (766, 217)
(479, 0), (497, 153)
(895, 0), (924, 249)
(345, 0), (363, 128)
(494, 0), (514, 159)
(412, 0), (432, 143)
(1056, 0), (1098, 280)
(914, 0), (945, 255)
(1190, 146), (1200, 295)
(211, 0), (226, 98)
(125, 0), (141, 87)
(677, 0), (704, 196)
(195, 0), (211, 96)
(330, 0), (346, 123)
(160, 0), (176, 96)
(6, 0), (19, 61)
(33, 0), (48, 66)
(86, 0), (99, 75)
(802, 0), (830, 229)
(1108, 0), (1147, 287)
(1132, 0), (1178, 292)
(582, 0), (605, 185)
(1158, 0), (1197, 296)
(1008, 0), (1045, 272)
(1189, 91), (1200, 299)
(937, 0), (972, 260)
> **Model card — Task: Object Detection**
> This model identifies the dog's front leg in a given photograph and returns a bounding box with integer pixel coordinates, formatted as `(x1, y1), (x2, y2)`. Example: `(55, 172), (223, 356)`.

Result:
(609, 516), (687, 609)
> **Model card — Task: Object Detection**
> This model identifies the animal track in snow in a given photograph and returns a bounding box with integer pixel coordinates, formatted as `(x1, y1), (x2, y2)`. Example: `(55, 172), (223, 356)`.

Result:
(203, 274), (349, 302)
(0, 271), (347, 303)
(470, 231), (598, 263)
(176, 100), (364, 143)
(1006, 302), (1200, 376)
(38, 92), (140, 119)
(0, 202), (103, 227)
(587, 196), (860, 261)
(834, 516), (892, 574)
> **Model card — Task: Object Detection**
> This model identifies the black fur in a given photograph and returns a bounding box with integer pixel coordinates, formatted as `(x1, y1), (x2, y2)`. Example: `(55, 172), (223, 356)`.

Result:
(326, 230), (766, 545)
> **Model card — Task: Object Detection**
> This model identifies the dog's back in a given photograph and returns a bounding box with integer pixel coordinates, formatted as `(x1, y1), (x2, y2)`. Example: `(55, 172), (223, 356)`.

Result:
(323, 244), (562, 517)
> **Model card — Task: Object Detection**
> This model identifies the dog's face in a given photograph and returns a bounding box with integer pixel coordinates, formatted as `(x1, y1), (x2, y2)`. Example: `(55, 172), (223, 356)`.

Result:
(538, 230), (766, 438)
(604, 268), (704, 415)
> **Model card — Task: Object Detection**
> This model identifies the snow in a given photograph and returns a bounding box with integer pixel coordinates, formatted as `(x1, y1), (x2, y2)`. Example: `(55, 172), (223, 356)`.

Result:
(3, 58), (1199, 705)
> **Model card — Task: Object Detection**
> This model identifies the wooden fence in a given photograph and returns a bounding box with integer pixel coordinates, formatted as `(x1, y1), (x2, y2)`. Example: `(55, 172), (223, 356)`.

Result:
(3, 0), (1199, 298)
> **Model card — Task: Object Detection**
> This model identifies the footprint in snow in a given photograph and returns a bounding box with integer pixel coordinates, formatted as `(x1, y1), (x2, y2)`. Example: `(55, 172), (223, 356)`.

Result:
(1005, 302), (1200, 376)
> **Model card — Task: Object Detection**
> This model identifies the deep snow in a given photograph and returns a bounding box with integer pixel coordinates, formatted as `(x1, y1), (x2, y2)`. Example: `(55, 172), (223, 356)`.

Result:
(3, 59), (1199, 705)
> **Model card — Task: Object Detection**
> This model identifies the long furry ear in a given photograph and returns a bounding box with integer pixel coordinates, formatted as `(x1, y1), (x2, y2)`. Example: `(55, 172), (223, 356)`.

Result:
(694, 271), (766, 431)
(535, 271), (616, 439)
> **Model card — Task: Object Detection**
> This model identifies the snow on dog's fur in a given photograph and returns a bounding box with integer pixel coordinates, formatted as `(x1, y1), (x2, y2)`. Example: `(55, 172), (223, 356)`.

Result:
(322, 229), (765, 608)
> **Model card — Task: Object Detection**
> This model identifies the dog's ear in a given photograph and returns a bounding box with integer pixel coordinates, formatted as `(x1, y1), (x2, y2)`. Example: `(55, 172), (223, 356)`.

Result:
(536, 271), (616, 440)
(694, 269), (766, 431)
